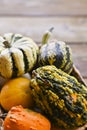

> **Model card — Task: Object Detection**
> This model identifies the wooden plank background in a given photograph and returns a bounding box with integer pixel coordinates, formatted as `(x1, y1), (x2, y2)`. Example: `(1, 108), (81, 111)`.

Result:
(0, 0), (86, 84)
(0, 0), (87, 16)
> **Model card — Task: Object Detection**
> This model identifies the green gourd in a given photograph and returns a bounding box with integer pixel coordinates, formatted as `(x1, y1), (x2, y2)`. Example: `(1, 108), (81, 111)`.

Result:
(38, 27), (73, 74)
(30, 65), (87, 129)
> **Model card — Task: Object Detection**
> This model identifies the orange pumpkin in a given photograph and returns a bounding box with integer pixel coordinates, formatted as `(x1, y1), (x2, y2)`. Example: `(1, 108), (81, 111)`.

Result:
(4, 105), (51, 130)
(0, 77), (33, 111)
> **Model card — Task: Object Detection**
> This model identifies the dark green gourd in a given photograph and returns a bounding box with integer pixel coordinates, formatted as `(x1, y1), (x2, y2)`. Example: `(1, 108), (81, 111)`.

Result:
(30, 65), (87, 129)
(38, 28), (73, 74)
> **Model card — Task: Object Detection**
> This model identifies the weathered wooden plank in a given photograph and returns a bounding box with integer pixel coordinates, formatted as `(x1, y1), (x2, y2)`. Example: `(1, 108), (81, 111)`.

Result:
(0, 0), (87, 16)
(0, 17), (87, 42)
(70, 44), (87, 78)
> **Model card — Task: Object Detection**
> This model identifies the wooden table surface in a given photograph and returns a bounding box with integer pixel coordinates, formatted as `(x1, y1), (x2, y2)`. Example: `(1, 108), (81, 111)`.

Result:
(0, 1), (87, 129)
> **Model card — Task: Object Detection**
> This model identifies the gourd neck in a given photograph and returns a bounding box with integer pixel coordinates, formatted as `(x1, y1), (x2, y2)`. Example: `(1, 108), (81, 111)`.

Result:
(3, 41), (11, 48)
(42, 27), (54, 45)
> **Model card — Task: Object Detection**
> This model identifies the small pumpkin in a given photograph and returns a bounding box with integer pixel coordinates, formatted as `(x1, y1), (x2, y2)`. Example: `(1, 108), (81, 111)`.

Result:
(0, 77), (33, 111)
(30, 65), (87, 129)
(4, 105), (51, 130)
(0, 33), (38, 78)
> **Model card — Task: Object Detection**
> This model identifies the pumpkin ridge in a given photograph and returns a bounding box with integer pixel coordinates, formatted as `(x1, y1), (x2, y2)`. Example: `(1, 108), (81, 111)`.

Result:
(0, 49), (13, 78)
(62, 46), (73, 73)
(53, 42), (63, 68)
(42, 43), (50, 65)
(10, 34), (15, 44)
(11, 51), (18, 78)
(20, 48), (29, 73)
(11, 34), (23, 44)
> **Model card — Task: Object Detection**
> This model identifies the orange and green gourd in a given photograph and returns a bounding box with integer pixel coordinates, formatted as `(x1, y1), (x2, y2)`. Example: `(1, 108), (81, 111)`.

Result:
(30, 65), (87, 129)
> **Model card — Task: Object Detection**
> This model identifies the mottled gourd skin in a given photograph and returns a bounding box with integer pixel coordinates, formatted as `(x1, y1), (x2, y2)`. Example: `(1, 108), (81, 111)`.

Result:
(30, 65), (87, 129)
(38, 41), (73, 74)
(0, 33), (38, 78)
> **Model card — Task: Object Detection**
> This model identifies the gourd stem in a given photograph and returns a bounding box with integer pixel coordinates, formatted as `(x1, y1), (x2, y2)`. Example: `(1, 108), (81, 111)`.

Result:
(42, 27), (54, 45)
(49, 27), (54, 32)
(3, 41), (11, 48)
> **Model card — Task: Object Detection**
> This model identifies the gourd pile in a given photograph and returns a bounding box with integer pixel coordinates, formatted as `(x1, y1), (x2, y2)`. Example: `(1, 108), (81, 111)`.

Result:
(0, 28), (87, 130)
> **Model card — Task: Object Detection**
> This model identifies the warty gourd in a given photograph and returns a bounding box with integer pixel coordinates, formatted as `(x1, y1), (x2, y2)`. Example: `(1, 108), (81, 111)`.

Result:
(30, 65), (87, 129)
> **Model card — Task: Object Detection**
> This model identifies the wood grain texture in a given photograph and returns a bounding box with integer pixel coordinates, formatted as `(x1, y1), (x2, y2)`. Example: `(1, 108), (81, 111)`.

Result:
(0, 17), (87, 42)
(0, 0), (87, 16)
(70, 44), (87, 78)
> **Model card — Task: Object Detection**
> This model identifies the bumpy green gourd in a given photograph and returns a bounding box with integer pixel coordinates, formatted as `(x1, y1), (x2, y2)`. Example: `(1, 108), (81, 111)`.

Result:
(30, 65), (87, 129)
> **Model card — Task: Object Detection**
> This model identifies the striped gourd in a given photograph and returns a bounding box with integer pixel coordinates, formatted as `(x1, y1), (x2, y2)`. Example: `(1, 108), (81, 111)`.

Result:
(0, 33), (38, 78)
(30, 65), (87, 129)
(38, 28), (73, 74)
(38, 40), (73, 74)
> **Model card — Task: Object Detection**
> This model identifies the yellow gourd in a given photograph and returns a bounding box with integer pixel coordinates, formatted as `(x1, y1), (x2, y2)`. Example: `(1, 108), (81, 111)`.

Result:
(0, 77), (33, 111)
